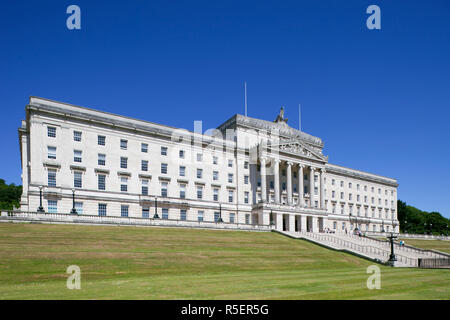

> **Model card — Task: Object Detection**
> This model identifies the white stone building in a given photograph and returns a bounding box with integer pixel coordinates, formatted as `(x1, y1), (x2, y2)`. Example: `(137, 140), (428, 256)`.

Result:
(18, 97), (399, 233)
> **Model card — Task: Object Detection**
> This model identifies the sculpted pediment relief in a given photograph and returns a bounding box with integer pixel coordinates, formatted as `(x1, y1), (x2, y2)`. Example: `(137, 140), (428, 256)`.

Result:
(273, 140), (328, 162)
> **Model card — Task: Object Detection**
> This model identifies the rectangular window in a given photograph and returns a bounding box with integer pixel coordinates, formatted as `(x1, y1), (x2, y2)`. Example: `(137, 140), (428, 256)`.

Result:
(228, 159), (233, 167)
(47, 146), (56, 159)
(198, 211), (204, 222)
(161, 182), (168, 197)
(141, 160), (148, 171)
(48, 169), (56, 187)
(75, 202), (83, 214)
(120, 157), (128, 169)
(314, 187), (318, 195)
(48, 200), (57, 213)
(244, 175), (249, 184)
(228, 190), (234, 203)
(213, 171), (218, 181)
(120, 139), (128, 150)
(244, 161), (249, 169)
(230, 213), (235, 223)
(270, 181), (274, 189)
(214, 212), (220, 222)
(47, 126), (56, 138)
(197, 169), (203, 179)
(98, 135), (105, 146)
(245, 214), (250, 224)
(74, 150), (82, 163)
(98, 174), (106, 190)
(121, 205), (129, 217)
(197, 153), (202, 162)
(161, 163), (167, 174)
(179, 166), (185, 176)
(161, 146), (167, 156)
(228, 173), (233, 183)
(162, 208), (169, 220)
(180, 184), (186, 199)
(98, 154), (106, 166)
(141, 143), (148, 153)
(74, 171), (82, 188)
(73, 131), (82, 142)
(213, 188), (219, 201)
(244, 192), (249, 204)
(179, 150), (185, 158)
(142, 208), (150, 218)
(197, 186), (203, 199)
(120, 177), (128, 192)
(213, 156), (218, 165)
(180, 209), (187, 221)
(142, 179), (149, 196)
(98, 203), (107, 216)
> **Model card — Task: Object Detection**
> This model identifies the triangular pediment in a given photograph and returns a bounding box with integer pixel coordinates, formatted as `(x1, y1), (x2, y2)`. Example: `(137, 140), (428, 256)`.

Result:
(272, 140), (327, 162)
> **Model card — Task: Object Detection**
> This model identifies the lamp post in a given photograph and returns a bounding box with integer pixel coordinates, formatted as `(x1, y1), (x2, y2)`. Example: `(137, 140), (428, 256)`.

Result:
(424, 222), (427, 235)
(387, 232), (397, 266)
(430, 223), (433, 235)
(153, 196), (159, 219)
(70, 188), (77, 214)
(404, 220), (407, 234)
(218, 203), (223, 223)
(37, 186), (45, 213)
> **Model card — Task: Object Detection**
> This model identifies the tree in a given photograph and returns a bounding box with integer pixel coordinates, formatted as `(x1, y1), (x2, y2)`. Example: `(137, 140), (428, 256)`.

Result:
(398, 199), (449, 235)
(0, 179), (22, 211)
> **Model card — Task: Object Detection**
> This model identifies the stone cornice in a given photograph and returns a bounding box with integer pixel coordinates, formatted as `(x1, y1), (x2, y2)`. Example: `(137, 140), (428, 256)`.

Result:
(217, 114), (324, 148)
(326, 163), (398, 187)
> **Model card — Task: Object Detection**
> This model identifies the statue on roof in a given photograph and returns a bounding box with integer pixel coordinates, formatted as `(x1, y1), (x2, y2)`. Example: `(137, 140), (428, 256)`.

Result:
(274, 106), (288, 124)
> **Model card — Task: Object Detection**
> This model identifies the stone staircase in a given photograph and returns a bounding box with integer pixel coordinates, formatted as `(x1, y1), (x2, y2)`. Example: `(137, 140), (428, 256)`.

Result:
(278, 230), (450, 267)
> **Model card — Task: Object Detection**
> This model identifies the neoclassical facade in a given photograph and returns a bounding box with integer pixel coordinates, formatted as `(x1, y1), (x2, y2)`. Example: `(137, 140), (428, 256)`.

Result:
(18, 97), (399, 233)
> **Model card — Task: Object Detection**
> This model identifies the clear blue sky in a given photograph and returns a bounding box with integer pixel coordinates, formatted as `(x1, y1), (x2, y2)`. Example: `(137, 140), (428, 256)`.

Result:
(0, 1), (449, 217)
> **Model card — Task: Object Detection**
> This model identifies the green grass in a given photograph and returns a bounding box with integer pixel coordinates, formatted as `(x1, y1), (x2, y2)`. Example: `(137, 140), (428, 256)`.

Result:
(397, 239), (450, 254)
(0, 223), (448, 299)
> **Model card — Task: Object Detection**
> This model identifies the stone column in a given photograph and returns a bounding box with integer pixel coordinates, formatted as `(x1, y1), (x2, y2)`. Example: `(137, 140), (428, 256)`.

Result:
(286, 161), (293, 205)
(260, 157), (267, 202)
(274, 159), (280, 203)
(301, 215), (307, 232)
(320, 168), (325, 209)
(276, 212), (283, 231)
(289, 214), (295, 232)
(312, 216), (318, 233)
(250, 163), (257, 204)
(309, 167), (315, 207)
(262, 212), (270, 226)
(298, 164), (304, 207)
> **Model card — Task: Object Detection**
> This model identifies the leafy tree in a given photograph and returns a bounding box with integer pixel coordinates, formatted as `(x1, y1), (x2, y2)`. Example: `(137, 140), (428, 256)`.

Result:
(0, 179), (22, 211)
(398, 199), (449, 235)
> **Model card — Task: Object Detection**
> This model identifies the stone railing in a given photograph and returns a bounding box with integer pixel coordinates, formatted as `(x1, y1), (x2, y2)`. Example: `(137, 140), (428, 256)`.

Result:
(299, 231), (419, 267)
(0, 211), (274, 232)
(364, 231), (450, 241)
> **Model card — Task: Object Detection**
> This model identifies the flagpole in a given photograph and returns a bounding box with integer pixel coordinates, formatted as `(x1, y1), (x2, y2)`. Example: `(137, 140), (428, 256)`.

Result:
(299, 103), (301, 131)
(244, 82), (247, 117)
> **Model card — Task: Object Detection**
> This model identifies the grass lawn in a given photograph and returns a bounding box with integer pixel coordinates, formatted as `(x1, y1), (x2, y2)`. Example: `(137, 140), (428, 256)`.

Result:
(0, 222), (448, 299)
(397, 239), (450, 254)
